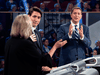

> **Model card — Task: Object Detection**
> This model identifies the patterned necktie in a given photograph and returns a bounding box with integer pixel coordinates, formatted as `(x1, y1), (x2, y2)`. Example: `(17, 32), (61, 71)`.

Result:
(34, 29), (40, 47)
(74, 25), (79, 39)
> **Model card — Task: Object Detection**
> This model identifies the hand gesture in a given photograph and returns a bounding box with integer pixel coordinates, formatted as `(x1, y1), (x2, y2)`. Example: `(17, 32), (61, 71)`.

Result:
(54, 39), (67, 49)
(68, 24), (73, 36)
(30, 34), (37, 42)
(77, 25), (84, 39)
(42, 66), (57, 71)
(42, 66), (52, 71)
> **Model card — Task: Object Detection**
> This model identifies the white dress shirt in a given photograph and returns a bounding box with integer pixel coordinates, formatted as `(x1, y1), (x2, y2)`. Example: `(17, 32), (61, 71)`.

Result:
(68, 20), (84, 40)
(31, 27), (36, 34)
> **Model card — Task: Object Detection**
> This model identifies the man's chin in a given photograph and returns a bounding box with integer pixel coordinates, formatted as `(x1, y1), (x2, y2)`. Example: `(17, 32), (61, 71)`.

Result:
(33, 24), (38, 27)
(74, 20), (79, 23)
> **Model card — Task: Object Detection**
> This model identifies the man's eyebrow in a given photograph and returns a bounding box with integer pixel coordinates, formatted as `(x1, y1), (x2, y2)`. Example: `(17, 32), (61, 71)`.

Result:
(33, 15), (37, 16)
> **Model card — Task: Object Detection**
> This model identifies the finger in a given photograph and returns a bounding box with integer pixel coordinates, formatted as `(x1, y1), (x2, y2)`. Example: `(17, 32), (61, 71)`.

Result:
(77, 28), (79, 31)
(69, 24), (71, 27)
(31, 34), (36, 36)
(33, 37), (37, 39)
(60, 40), (67, 47)
(69, 24), (71, 29)
(33, 38), (37, 40)
(70, 24), (73, 30)
(30, 34), (36, 38)
(64, 40), (67, 43)
(70, 24), (72, 27)
(32, 39), (37, 42)
(30, 36), (36, 40)
(62, 40), (67, 45)
(81, 25), (83, 30)
(30, 36), (33, 39)
(42, 66), (45, 68)
(32, 35), (36, 38)
(58, 39), (62, 42)
(31, 36), (37, 42)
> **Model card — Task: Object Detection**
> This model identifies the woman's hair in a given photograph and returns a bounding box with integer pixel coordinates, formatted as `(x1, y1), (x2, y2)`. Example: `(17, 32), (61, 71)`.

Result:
(65, 3), (73, 12)
(10, 14), (32, 39)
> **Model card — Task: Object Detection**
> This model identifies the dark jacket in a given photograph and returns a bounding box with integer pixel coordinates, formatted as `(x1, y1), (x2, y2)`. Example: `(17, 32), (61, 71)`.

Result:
(4, 37), (52, 75)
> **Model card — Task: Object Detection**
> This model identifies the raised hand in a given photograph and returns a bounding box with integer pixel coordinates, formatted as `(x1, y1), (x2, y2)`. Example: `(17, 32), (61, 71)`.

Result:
(68, 24), (73, 36)
(30, 34), (37, 42)
(54, 39), (67, 49)
(48, 39), (67, 57)
(77, 25), (84, 39)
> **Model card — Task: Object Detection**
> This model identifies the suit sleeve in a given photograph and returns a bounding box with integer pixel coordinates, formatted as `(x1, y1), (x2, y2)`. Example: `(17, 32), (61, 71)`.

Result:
(81, 26), (91, 47)
(57, 25), (70, 41)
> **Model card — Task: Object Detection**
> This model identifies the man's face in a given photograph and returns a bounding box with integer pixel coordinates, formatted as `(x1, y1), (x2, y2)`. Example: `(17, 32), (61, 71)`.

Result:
(68, 4), (73, 12)
(93, 50), (97, 55)
(55, 5), (60, 11)
(84, 3), (88, 9)
(96, 4), (99, 9)
(40, 31), (44, 38)
(44, 39), (49, 46)
(29, 11), (41, 27)
(40, 3), (45, 10)
(71, 9), (82, 23)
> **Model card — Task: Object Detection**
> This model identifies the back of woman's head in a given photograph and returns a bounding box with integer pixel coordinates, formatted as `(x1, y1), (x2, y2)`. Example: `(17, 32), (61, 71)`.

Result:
(10, 14), (32, 39)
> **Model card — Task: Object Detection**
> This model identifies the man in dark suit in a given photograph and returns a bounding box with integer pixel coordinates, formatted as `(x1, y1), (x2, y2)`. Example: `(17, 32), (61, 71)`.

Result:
(28, 6), (44, 54)
(28, 6), (61, 74)
(57, 7), (91, 66)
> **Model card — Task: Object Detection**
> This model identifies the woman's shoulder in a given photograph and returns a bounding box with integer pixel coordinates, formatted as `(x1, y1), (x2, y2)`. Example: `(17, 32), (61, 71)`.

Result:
(6, 37), (33, 46)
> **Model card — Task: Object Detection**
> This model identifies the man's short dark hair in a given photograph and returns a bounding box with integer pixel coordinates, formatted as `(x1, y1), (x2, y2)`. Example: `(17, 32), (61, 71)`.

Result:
(71, 7), (82, 14)
(28, 6), (42, 17)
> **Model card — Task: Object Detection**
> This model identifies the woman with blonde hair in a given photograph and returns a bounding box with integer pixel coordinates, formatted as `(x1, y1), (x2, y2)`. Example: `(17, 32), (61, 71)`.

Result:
(65, 3), (73, 12)
(4, 14), (67, 75)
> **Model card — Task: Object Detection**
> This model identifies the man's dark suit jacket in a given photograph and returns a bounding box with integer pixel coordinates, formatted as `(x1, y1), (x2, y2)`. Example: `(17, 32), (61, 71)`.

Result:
(4, 37), (52, 75)
(57, 22), (91, 66)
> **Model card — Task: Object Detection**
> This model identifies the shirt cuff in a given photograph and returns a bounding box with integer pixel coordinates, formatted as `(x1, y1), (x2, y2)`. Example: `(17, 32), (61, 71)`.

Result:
(80, 35), (84, 40)
(68, 33), (72, 39)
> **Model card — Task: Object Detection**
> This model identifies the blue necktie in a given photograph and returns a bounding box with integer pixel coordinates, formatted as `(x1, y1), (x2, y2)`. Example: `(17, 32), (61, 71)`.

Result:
(34, 29), (40, 47)
(74, 25), (79, 39)
(34, 29), (42, 54)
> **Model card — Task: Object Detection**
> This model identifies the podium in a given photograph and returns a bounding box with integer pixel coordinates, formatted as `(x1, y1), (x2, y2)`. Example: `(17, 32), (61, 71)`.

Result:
(82, 55), (100, 67)
(82, 55), (100, 74)
(46, 55), (100, 75)
(46, 64), (78, 75)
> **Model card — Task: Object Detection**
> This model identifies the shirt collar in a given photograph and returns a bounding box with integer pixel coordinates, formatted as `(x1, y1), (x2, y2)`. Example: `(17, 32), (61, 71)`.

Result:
(31, 27), (36, 33)
(71, 20), (79, 28)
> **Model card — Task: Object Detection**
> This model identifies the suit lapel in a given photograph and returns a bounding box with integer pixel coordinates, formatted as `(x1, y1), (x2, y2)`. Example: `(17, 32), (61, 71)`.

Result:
(68, 22), (71, 29)
(79, 23), (81, 30)
(35, 29), (43, 52)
